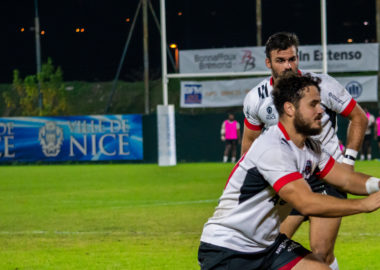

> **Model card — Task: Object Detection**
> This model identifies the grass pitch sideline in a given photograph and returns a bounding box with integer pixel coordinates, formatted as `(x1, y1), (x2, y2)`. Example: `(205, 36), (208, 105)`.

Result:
(0, 161), (379, 269)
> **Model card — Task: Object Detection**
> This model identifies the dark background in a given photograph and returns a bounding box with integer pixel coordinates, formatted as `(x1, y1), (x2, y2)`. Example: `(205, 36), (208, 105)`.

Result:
(0, 0), (376, 83)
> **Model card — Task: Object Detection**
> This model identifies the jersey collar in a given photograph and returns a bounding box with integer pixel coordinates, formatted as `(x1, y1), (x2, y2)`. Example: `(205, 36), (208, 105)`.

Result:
(270, 69), (302, 86)
(278, 122), (290, 140)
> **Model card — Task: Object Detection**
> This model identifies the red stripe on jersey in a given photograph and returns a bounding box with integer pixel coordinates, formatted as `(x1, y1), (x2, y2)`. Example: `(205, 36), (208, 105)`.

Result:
(340, 98), (356, 117)
(224, 153), (247, 189)
(244, 118), (263, 131)
(278, 256), (304, 270)
(278, 122), (290, 140)
(317, 156), (335, 179)
(273, 172), (303, 193)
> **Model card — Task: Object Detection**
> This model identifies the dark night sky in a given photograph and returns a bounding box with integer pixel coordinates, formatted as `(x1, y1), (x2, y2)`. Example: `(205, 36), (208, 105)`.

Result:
(0, 0), (376, 83)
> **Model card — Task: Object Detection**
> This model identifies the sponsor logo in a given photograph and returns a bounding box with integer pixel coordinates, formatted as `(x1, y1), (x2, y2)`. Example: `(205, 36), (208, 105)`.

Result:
(346, 81), (363, 99)
(38, 122), (64, 157)
(184, 84), (202, 104)
(275, 238), (301, 254)
(266, 106), (276, 120)
(241, 50), (256, 71)
(328, 92), (344, 104)
(303, 160), (312, 179)
(275, 239), (289, 254)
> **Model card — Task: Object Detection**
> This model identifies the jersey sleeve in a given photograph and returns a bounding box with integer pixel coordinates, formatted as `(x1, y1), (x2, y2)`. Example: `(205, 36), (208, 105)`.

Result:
(320, 74), (356, 117)
(243, 88), (264, 130)
(316, 150), (335, 179)
(256, 146), (302, 193)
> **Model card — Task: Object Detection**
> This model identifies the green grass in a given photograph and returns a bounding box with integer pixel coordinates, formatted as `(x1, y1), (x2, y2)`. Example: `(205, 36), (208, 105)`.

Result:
(0, 161), (379, 269)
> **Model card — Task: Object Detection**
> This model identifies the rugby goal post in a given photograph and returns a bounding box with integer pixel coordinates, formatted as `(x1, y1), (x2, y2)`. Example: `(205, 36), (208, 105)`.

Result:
(157, 0), (327, 166)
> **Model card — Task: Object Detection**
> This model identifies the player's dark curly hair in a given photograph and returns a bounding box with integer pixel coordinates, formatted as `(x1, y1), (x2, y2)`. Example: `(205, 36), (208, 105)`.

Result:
(272, 73), (321, 116)
(265, 32), (299, 59)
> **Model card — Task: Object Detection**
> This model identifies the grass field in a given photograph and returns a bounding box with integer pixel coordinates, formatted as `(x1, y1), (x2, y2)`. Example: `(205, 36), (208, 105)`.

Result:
(0, 161), (379, 269)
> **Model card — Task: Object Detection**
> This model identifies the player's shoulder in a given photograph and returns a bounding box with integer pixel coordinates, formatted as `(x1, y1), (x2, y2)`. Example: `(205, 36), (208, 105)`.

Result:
(309, 72), (341, 90)
(245, 77), (271, 99)
(244, 77), (272, 107)
(301, 71), (336, 84)
(254, 125), (293, 154)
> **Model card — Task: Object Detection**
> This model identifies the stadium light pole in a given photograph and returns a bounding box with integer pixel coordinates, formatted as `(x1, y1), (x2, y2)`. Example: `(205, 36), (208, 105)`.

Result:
(320, 0), (328, 74)
(143, 0), (150, 114)
(169, 43), (179, 72)
(105, 1), (142, 114)
(34, 0), (42, 114)
(256, 0), (262, 46)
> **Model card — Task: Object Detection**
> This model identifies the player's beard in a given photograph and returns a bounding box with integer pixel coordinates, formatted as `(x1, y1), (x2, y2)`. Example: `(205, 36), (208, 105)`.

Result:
(294, 110), (323, 136)
(272, 68), (298, 80)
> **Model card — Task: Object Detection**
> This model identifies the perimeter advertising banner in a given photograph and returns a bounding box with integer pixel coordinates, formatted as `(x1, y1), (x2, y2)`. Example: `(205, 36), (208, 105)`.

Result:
(0, 114), (143, 162)
(179, 43), (379, 73)
(180, 75), (378, 108)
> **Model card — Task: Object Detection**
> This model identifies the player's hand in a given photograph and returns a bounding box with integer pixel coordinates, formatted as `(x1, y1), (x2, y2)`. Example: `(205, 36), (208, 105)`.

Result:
(362, 191), (380, 213)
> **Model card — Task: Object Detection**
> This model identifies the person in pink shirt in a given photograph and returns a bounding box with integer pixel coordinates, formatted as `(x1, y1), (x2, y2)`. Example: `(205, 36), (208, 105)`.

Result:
(360, 108), (375, 160)
(375, 110), (380, 157)
(221, 113), (241, 163)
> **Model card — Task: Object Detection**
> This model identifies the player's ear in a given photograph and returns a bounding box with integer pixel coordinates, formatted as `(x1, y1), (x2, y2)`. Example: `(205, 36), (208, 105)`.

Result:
(284, 102), (295, 117)
(265, 58), (271, 69)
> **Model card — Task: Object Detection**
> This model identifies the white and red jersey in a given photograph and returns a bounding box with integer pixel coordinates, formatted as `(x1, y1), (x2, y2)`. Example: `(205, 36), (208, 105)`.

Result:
(243, 71), (356, 161)
(200, 123), (334, 253)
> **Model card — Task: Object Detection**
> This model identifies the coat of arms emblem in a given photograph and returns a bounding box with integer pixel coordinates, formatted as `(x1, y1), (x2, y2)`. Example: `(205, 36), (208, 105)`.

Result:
(38, 122), (64, 157)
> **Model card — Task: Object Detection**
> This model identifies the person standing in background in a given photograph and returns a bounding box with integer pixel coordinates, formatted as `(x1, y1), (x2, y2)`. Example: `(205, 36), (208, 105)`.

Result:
(221, 113), (241, 163)
(374, 110), (380, 158)
(360, 108), (375, 160)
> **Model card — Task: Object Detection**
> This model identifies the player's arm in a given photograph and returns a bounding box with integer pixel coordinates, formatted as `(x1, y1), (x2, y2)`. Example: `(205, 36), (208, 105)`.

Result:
(220, 121), (225, 141)
(341, 102), (367, 169)
(321, 160), (380, 195)
(241, 87), (264, 155)
(241, 121), (261, 154)
(278, 177), (380, 217)
(236, 123), (242, 144)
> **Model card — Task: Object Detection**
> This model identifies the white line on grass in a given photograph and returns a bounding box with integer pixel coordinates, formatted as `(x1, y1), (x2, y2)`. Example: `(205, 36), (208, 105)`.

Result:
(0, 230), (201, 235)
(118, 198), (218, 208)
(1, 231), (380, 237)
(60, 198), (218, 208)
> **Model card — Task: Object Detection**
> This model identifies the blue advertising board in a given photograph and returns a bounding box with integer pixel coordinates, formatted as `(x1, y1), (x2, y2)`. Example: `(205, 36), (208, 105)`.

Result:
(0, 114), (143, 162)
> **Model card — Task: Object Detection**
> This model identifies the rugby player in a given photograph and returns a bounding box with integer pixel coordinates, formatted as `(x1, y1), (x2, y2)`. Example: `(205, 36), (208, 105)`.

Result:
(241, 32), (368, 269)
(198, 74), (380, 270)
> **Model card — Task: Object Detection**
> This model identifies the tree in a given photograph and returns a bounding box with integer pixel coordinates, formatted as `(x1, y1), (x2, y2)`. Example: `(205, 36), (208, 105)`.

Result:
(3, 58), (67, 116)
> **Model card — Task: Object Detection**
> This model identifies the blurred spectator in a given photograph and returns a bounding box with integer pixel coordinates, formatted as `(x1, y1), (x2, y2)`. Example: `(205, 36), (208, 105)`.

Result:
(221, 113), (241, 163)
(360, 108), (375, 160)
(375, 110), (380, 158)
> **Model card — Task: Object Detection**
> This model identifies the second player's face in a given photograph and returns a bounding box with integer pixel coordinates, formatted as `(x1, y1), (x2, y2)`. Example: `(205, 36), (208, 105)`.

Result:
(266, 46), (299, 79)
(294, 85), (324, 136)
